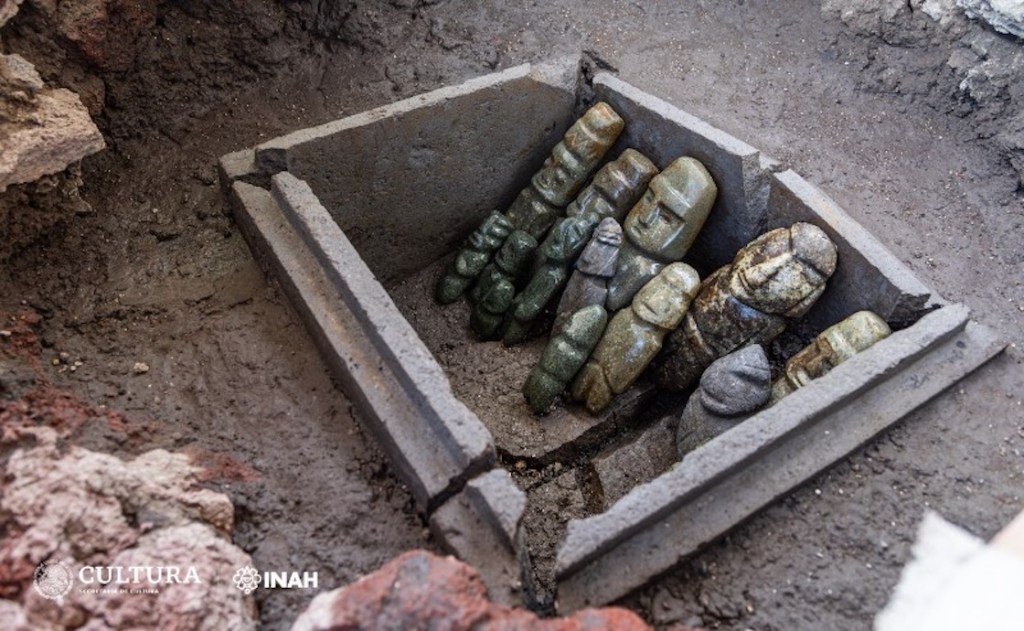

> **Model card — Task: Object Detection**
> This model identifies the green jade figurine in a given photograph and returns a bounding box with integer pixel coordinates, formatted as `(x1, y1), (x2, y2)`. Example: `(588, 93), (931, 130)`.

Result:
(563, 148), (658, 222)
(655, 223), (838, 391)
(470, 230), (537, 340)
(605, 157), (717, 312)
(571, 262), (700, 414)
(504, 102), (625, 239)
(522, 304), (608, 415)
(769, 310), (891, 403)
(503, 215), (595, 346)
(435, 211), (513, 304)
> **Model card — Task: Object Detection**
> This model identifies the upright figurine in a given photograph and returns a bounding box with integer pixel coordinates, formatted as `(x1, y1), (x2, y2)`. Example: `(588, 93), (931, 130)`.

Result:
(655, 223), (838, 392)
(435, 211), (513, 304)
(564, 148), (658, 222)
(605, 156), (717, 311)
(505, 102), (625, 239)
(522, 304), (608, 415)
(470, 230), (537, 340)
(503, 215), (595, 345)
(770, 310), (891, 403)
(571, 262), (700, 414)
(552, 217), (622, 332)
(676, 344), (771, 459)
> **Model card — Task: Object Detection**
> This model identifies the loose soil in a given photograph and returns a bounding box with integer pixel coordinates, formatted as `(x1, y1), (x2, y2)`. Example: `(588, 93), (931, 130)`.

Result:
(2, 1), (1022, 629)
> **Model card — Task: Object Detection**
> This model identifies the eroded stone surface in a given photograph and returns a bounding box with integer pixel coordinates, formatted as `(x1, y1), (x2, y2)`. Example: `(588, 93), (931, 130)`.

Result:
(292, 550), (654, 631)
(656, 223), (837, 391)
(958, 0), (1024, 39)
(0, 428), (255, 629)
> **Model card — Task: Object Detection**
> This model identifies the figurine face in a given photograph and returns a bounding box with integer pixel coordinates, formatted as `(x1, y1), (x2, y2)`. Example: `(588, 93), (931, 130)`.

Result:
(623, 187), (689, 259)
(577, 218), (621, 274)
(631, 263), (698, 330)
(533, 143), (586, 202)
(545, 216), (592, 263)
(495, 231), (537, 274)
(729, 224), (836, 314)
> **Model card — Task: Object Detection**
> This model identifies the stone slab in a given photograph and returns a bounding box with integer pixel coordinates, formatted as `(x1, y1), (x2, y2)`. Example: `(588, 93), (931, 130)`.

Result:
(256, 58), (581, 284)
(229, 179), (493, 511)
(555, 304), (1004, 610)
(217, 148), (259, 189)
(591, 415), (677, 509)
(430, 468), (527, 606)
(766, 169), (941, 329)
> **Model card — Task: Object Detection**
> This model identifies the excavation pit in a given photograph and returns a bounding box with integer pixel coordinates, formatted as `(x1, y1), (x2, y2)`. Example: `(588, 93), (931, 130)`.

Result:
(220, 57), (1004, 612)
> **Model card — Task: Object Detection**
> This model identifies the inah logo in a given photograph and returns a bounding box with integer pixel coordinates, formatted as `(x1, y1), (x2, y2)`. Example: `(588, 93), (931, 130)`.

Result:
(232, 565), (318, 593)
(33, 560), (74, 603)
(233, 566), (261, 594)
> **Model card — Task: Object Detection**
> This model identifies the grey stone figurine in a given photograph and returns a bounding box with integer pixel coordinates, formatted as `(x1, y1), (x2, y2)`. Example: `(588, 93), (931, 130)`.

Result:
(522, 304), (608, 415)
(552, 217), (622, 332)
(470, 230), (537, 340)
(676, 344), (771, 459)
(435, 211), (513, 304)
(655, 222), (838, 391)
(605, 156), (717, 311)
(572, 262), (700, 414)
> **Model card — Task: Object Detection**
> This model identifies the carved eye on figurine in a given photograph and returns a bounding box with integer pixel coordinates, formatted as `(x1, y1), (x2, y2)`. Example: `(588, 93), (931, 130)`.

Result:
(632, 264), (699, 330)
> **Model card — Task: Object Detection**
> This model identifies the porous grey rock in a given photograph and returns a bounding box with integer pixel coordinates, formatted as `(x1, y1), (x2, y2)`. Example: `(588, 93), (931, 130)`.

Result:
(676, 344), (771, 459)
(0, 0), (22, 27)
(957, 0), (1024, 39)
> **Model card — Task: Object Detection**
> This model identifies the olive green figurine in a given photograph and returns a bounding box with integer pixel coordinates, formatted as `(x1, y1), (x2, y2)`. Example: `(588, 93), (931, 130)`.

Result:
(523, 304), (608, 415)
(504, 102), (625, 239)
(770, 310), (891, 403)
(564, 148), (658, 222)
(606, 157), (717, 311)
(436, 211), (513, 304)
(552, 217), (622, 332)
(572, 262), (700, 414)
(655, 223), (838, 392)
(503, 215), (595, 346)
(470, 230), (537, 340)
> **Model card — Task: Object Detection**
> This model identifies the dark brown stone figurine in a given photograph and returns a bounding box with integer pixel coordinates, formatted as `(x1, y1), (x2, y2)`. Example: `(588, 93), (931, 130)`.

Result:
(522, 304), (608, 415)
(470, 230), (537, 340)
(503, 215), (595, 346)
(504, 102), (625, 239)
(606, 157), (718, 311)
(572, 262), (700, 414)
(655, 223), (838, 392)
(553, 217), (622, 332)
(435, 211), (513, 304)
(770, 310), (891, 403)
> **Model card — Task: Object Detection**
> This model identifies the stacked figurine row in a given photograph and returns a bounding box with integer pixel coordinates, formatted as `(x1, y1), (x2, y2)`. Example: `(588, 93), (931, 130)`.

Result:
(433, 102), (892, 422)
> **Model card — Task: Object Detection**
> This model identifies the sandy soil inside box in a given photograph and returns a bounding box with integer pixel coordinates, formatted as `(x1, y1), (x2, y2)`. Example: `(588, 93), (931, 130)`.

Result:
(2, 1), (1023, 630)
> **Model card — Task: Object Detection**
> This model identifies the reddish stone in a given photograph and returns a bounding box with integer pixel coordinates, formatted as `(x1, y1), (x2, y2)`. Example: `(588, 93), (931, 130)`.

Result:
(293, 549), (657, 631)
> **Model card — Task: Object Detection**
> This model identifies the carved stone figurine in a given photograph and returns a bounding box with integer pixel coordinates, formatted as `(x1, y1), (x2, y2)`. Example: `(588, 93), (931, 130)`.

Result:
(676, 344), (771, 459)
(605, 156), (717, 311)
(522, 304), (609, 415)
(470, 230), (537, 340)
(504, 102), (625, 239)
(503, 215), (595, 346)
(564, 148), (658, 222)
(435, 211), (513, 304)
(571, 262), (700, 414)
(655, 222), (838, 392)
(552, 217), (622, 332)
(770, 310), (891, 403)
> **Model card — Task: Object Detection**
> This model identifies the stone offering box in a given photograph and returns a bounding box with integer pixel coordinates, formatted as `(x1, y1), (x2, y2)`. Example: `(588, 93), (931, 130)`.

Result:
(220, 57), (1003, 611)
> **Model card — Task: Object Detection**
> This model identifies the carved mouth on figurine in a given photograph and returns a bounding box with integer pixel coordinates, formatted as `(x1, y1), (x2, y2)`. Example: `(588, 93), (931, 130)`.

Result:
(220, 56), (1004, 614)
